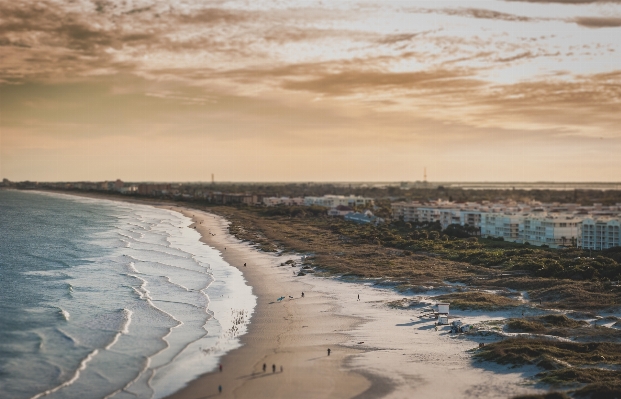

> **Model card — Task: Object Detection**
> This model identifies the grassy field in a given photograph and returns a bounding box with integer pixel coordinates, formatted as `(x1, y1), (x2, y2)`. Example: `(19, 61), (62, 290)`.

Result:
(434, 291), (523, 310)
(205, 205), (621, 311)
(476, 338), (621, 397)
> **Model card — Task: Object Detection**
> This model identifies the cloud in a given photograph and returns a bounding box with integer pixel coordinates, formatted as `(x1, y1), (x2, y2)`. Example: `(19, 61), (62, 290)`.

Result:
(505, 0), (621, 4)
(573, 16), (621, 27)
(375, 32), (427, 45)
(281, 69), (483, 96)
(1, 0), (620, 142)
(497, 51), (534, 62)
(176, 7), (250, 24)
(441, 8), (536, 22)
(407, 6), (539, 22)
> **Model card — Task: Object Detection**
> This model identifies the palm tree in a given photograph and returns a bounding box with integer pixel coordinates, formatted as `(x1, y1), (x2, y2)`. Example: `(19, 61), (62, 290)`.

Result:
(560, 236), (567, 247)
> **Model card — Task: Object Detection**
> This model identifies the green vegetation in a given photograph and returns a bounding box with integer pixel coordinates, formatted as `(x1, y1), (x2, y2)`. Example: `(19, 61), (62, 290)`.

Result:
(539, 368), (620, 386)
(513, 393), (570, 399)
(476, 338), (621, 367)
(434, 291), (522, 310)
(477, 338), (621, 397)
(208, 205), (621, 310)
(507, 315), (587, 334)
(387, 298), (420, 309)
(334, 219), (621, 282)
(505, 315), (621, 342)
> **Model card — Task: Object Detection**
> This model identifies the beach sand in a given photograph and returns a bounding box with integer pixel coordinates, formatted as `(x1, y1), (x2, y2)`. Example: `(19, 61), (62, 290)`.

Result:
(165, 206), (546, 399)
(167, 208), (371, 399)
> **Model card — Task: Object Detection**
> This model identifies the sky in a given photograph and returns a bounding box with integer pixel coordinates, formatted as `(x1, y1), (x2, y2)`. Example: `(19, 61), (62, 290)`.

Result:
(1, 0), (621, 182)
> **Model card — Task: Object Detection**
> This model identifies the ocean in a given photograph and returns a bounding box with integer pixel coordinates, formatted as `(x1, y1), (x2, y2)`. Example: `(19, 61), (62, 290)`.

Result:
(0, 190), (256, 399)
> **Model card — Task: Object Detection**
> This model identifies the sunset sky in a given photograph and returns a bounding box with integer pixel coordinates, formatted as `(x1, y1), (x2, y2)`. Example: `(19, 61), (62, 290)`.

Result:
(1, 0), (621, 182)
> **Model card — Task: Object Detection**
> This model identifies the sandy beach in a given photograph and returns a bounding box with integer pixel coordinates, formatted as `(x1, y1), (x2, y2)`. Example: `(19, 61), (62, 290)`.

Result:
(163, 206), (546, 399)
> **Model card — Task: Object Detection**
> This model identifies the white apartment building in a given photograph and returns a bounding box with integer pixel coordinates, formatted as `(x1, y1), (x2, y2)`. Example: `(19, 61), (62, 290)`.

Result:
(304, 195), (374, 208)
(391, 201), (421, 222)
(481, 213), (522, 242)
(263, 197), (304, 206)
(460, 210), (483, 228)
(521, 214), (581, 248)
(413, 206), (453, 227)
(580, 217), (621, 250)
(391, 200), (621, 250)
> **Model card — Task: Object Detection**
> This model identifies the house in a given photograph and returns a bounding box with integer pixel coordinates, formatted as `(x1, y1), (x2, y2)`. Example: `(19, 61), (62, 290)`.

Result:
(304, 195), (374, 208)
(327, 205), (354, 217)
(344, 211), (384, 225)
(263, 197), (304, 206)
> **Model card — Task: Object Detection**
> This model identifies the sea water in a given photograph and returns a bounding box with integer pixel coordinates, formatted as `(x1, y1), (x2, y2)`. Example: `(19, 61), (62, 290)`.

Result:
(0, 190), (256, 399)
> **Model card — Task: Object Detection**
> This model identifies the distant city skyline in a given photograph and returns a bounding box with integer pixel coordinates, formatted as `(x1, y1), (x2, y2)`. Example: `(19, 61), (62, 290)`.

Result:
(1, 0), (621, 182)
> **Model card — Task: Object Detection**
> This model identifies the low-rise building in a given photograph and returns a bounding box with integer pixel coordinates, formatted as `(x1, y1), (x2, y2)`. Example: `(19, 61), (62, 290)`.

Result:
(263, 197), (304, 206)
(481, 213), (522, 242)
(460, 210), (483, 228)
(327, 205), (354, 217)
(138, 184), (171, 196)
(580, 217), (621, 250)
(304, 195), (374, 208)
(345, 211), (384, 225)
(521, 214), (581, 247)
(391, 199), (621, 248)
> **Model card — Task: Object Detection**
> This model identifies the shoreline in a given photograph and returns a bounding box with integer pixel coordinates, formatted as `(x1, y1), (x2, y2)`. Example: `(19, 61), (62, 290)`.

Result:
(165, 207), (373, 398)
(30, 190), (546, 398)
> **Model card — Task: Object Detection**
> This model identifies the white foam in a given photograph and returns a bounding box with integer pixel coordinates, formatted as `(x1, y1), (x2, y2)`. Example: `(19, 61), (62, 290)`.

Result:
(58, 308), (70, 321)
(104, 309), (133, 350)
(30, 349), (99, 399)
(121, 309), (133, 334)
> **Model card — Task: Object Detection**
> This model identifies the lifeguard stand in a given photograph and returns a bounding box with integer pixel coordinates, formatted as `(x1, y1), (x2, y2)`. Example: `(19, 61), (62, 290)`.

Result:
(435, 303), (450, 325)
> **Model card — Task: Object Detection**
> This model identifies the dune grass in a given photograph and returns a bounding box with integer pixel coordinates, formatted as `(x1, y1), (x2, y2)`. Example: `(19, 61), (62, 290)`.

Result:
(434, 291), (522, 310)
(477, 338), (621, 397)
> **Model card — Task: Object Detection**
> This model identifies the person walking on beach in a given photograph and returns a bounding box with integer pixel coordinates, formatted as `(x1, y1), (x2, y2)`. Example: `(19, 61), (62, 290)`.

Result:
(301, 292), (304, 298)
(327, 348), (331, 356)
(218, 385), (222, 394)
(219, 364), (223, 372)
(244, 263), (246, 267)
(357, 294), (360, 301)
(263, 363), (266, 372)
(272, 364), (276, 373)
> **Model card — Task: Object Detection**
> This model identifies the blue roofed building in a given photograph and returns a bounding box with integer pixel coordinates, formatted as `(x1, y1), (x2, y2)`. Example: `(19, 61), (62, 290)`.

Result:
(344, 211), (384, 225)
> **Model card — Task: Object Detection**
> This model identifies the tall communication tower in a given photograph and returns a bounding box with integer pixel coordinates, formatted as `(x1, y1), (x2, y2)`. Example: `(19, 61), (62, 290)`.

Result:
(423, 167), (427, 185)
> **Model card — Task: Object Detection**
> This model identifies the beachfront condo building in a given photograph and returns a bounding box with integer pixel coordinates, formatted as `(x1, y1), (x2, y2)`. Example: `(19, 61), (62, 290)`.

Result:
(520, 214), (581, 247)
(304, 195), (374, 208)
(580, 217), (621, 250)
(263, 197), (304, 206)
(391, 200), (621, 249)
(480, 213), (522, 242)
